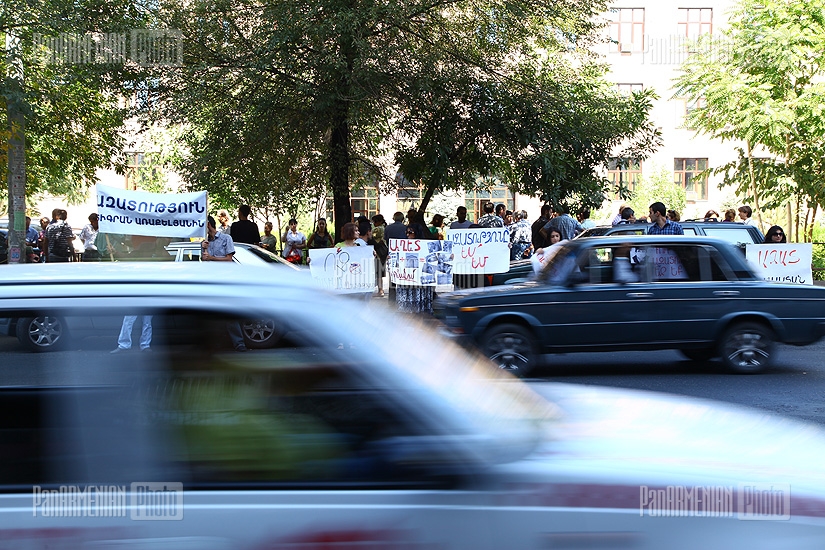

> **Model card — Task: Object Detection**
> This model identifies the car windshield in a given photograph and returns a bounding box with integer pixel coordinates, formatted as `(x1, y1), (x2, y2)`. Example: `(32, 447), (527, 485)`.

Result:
(240, 244), (301, 269)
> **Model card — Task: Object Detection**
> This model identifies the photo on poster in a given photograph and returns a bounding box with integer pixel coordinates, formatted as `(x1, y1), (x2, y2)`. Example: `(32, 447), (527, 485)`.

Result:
(437, 262), (452, 276)
(426, 252), (438, 264)
(437, 273), (452, 285)
(422, 263), (436, 275)
(420, 273), (435, 285)
(427, 241), (441, 254)
(437, 252), (451, 263)
(405, 253), (419, 268)
(389, 252), (399, 268)
(441, 241), (453, 254)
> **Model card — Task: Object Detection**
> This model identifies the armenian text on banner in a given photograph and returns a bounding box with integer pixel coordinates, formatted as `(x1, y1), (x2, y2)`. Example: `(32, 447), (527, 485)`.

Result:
(96, 185), (208, 238)
(445, 228), (510, 274)
(388, 239), (453, 286)
(746, 243), (813, 285)
(308, 246), (376, 293)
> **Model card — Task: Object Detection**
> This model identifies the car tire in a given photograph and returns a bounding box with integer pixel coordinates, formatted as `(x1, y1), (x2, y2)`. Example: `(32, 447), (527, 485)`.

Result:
(16, 315), (66, 352)
(719, 322), (774, 374)
(482, 323), (537, 377)
(679, 348), (716, 362)
(241, 319), (284, 349)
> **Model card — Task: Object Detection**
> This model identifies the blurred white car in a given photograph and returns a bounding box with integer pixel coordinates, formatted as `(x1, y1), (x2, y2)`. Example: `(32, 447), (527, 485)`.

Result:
(0, 262), (824, 549)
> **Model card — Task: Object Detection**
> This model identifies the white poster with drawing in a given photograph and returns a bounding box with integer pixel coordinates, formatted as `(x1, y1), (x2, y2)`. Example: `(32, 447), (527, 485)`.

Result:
(746, 243), (813, 285)
(308, 246), (375, 293)
(445, 228), (510, 274)
(387, 239), (453, 286)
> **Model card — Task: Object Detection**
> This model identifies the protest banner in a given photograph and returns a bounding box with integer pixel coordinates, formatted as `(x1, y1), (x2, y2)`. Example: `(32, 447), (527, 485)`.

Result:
(746, 243), (813, 285)
(308, 246), (376, 293)
(445, 228), (510, 274)
(387, 239), (453, 286)
(97, 185), (207, 238)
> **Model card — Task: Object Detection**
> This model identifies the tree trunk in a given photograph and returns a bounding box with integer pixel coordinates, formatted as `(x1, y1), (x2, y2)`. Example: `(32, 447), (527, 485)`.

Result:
(329, 29), (356, 240)
(746, 140), (763, 229)
(417, 176), (442, 217)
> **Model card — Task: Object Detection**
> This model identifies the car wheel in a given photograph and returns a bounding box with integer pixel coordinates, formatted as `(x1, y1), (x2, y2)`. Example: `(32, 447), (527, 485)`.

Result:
(679, 348), (716, 362)
(482, 323), (537, 377)
(16, 316), (66, 352)
(719, 322), (774, 374)
(241, 319), (284, 349)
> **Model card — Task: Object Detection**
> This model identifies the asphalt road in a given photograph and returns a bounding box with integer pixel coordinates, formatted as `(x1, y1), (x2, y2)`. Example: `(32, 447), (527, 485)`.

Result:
(527, 341), (825, 426)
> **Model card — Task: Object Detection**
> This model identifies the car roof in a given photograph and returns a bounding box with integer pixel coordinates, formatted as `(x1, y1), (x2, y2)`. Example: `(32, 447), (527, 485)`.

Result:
(0, 262), (317, 295)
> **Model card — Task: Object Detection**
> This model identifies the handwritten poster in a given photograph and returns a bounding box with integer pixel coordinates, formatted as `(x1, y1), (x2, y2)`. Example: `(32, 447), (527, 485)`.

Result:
(649, 247), (688, 280)
(388, 239), (453, 286)
(746, 243), (812, 285)
(445, 228), (510, 274)
(308, 246), (376, 293)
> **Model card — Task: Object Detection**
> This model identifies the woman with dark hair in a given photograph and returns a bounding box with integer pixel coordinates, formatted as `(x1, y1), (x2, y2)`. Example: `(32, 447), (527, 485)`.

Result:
(764, 225), (787, 243)
(667, 210), (681, 222)
(703, 209), (720, 220)
(724, 208), (736, 222)
(429, 214), (445, 239)
(307, 218), (334, 249)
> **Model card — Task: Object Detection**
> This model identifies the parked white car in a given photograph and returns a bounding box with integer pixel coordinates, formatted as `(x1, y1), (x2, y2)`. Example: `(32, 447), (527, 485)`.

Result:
(0, 262), (824, 548)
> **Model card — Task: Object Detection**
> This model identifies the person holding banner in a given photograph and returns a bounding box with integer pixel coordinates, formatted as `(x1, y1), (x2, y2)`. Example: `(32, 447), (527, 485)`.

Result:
(202, 216), (236, 262)
(396, 223), (434, 314)
(764, 226), (787, 243)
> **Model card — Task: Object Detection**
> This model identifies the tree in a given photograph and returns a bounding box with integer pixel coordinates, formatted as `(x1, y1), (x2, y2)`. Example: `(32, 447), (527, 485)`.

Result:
(627, 167), (686, 221)
(1, 0), (157, 212)
(674, 0), (825, 240)
(158, 0), (659, 237)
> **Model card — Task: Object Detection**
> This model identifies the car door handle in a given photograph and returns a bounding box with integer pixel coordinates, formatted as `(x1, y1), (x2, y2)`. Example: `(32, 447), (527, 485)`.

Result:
(626, 292), (654, 298)
(713, 291), (740, 296)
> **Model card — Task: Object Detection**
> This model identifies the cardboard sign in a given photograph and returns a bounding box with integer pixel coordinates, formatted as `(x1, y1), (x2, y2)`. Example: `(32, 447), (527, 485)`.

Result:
(97, 186), (208, 238)
(387, 239), (453, 286)
(746, 243), (813, 285)
(308, 246), (376, 293)
(445, 228), (510, 274)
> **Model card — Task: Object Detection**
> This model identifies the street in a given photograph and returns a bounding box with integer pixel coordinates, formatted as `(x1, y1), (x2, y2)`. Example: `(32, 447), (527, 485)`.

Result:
(529, 341), (825, 426)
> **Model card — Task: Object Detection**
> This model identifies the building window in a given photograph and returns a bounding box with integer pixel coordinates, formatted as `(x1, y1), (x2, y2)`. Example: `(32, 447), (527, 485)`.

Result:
(464, 185), (514, 223)
(607, 157), (642, 197)
(395, 172), (424, 215)
(608, 8), (645, 54)
(124, 151), (144, 190)
(682, 97), (707, 129)
(616, 83), (644, 95)
(674, 158), (708, 201)
(677, 8), (713, 38)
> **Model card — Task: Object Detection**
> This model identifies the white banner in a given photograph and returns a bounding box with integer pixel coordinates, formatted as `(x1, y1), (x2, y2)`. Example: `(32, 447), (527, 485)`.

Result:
(445, 228), (510, 274)
(388, 239), (453, 286)
(96, 185), (208, 238)
(308, 246), (376, 293)
(746, 243), (813, 285)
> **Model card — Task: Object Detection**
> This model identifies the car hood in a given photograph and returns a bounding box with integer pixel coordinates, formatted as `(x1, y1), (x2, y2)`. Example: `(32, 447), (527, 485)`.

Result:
(525, 382), (825, 491)
(438, 280), (542, 303)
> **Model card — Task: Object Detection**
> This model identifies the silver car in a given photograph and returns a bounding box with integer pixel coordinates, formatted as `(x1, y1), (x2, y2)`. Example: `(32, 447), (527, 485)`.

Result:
(0, 242), (304, 350)
(1, 262), (825, 548)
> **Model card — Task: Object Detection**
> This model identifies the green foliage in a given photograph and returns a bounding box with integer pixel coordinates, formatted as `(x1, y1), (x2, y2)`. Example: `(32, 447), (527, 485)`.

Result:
(157, 0), (659, 236)
(1, 1), (157, 212)
(628, 167), (686, 220)
(674, 0), (825, 216)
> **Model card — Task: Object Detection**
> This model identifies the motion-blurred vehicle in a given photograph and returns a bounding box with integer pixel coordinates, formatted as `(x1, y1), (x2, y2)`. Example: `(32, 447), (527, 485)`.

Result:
(0, 243), (303, 351)
(436, 236), (825, 376)
(1, 262), (825, 548)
